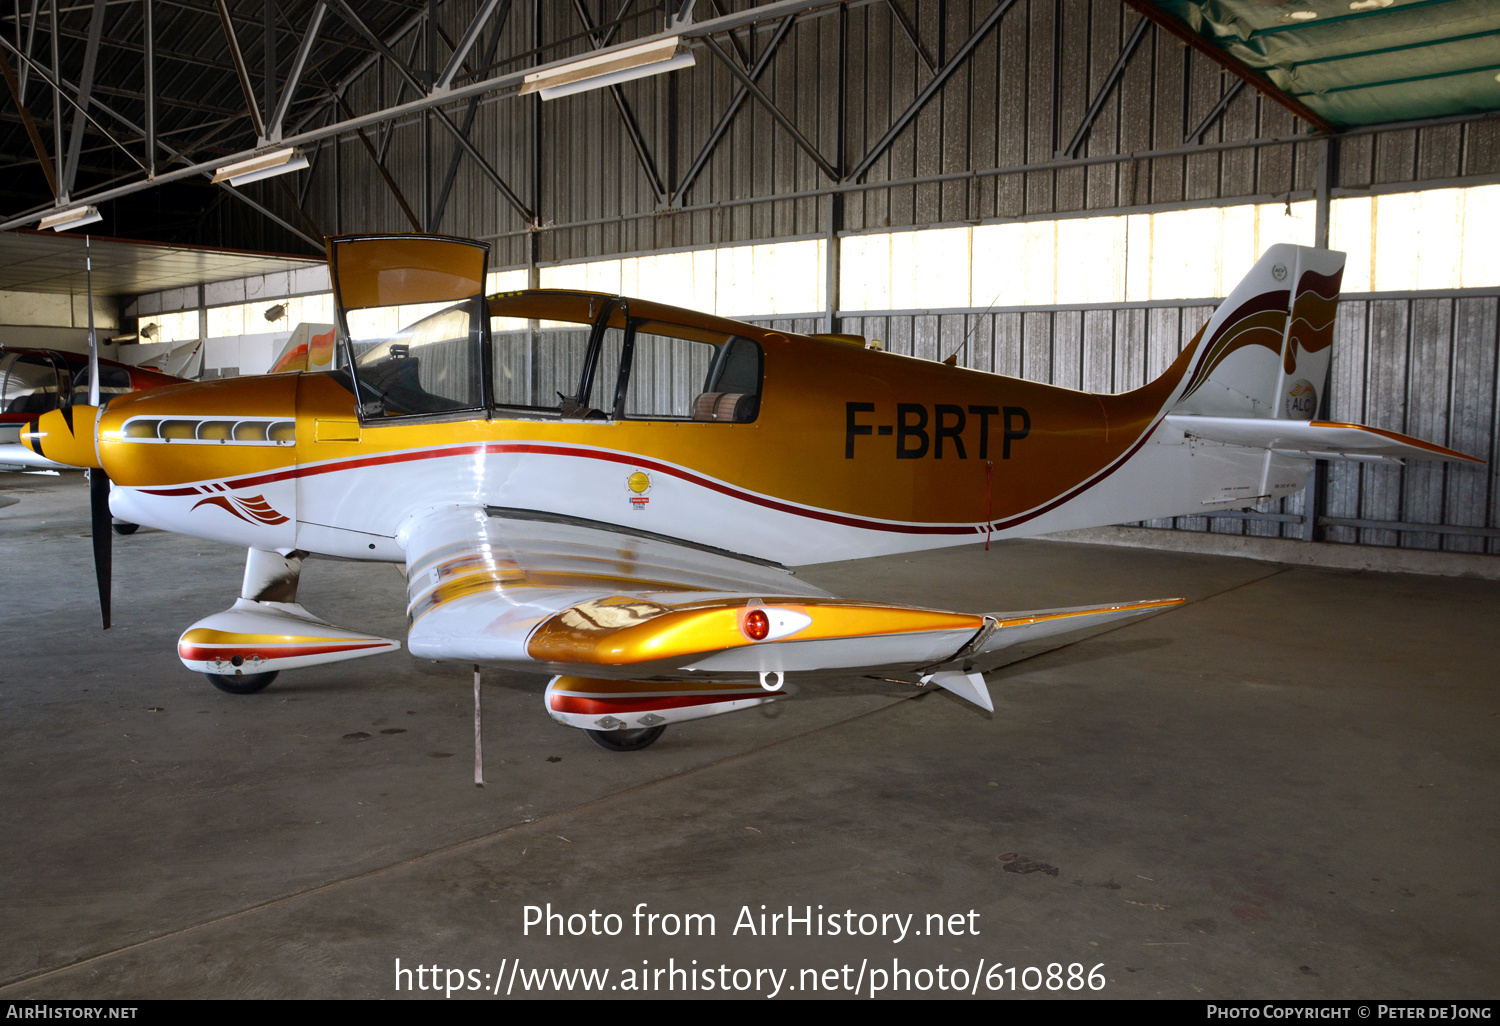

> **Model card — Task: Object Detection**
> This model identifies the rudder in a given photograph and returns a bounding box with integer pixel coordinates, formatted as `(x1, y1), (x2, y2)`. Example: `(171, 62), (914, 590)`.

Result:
(1169, 245), (1345, 421)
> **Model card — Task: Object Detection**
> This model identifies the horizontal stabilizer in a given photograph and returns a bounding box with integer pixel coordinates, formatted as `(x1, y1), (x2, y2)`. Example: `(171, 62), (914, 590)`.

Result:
(1166, 415), (1484, 465)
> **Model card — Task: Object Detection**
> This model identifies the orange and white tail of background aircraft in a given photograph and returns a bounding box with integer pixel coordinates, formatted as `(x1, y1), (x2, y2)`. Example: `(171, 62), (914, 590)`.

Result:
(22, 235), (1483, 752)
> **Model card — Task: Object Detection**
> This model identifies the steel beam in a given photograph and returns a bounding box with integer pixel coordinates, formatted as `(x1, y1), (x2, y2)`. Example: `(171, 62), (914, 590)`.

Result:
(268, 0), (323, 141)
(572, 0), (665, 205)
(376, 27), (425, 163)
(702, 32), (838, 181)
(3, 33), (149, 172)
(434, 0), (503, 90)
(336, 92), (422, 231)
(0, 32), (55, 194)
(430, 0), (510, 229)
(288, 5), (424, 135)
(276, 174), (321, 239)
(884, 0), (935, 75)
(1185, 77), (1244, 144)
(263, 0), (276, 121)
(1117, 0), (1334, 133)
(1, 0), (854, 228)
(60, 0), (105, 198)
(673, 12), (793, 204)
(706, 0), (751, 66)
(221, 178), (322, 250)
(326, 0), (531, 220)
(1061, 14), (1150, 159)
(847, 0), (1017, 182)
(17, 0), (36, 99)
(143, 0), (153, 175)
(215, 0), (267, 140)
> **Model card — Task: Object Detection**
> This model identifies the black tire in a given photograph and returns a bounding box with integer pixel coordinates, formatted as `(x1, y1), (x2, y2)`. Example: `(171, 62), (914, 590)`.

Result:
(584, 726), (665, 752)
(112, 521), (139, 535)
(205, 670), (279, 695)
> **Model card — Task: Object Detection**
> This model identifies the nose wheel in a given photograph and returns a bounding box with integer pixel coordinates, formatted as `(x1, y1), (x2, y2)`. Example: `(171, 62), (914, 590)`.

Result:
(204, 670), (279, 695)
(584, 726), (665, 752)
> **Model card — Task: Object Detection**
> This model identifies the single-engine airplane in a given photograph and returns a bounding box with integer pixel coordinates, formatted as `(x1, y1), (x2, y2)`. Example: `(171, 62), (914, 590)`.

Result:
(1, 345), (182, 473)
(22, 235), (1483, 751)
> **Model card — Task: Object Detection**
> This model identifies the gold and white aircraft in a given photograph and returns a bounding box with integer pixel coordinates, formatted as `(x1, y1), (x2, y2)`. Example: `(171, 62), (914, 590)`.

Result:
(22, 235), (1481, 751)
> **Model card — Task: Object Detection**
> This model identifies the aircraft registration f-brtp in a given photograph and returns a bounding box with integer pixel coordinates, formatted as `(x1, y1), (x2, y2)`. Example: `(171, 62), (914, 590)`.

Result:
(23, 235), (1483, 752)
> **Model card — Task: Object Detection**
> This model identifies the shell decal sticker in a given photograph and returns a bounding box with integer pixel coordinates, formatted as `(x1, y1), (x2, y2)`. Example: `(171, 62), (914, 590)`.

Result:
(627, 470), (651, 510)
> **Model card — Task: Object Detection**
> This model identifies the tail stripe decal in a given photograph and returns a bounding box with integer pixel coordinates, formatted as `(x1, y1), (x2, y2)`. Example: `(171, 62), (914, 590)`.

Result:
(1179, 289), (1289, 401)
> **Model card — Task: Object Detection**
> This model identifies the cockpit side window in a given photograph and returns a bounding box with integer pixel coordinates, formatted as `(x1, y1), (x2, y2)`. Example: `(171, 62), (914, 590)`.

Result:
(483, 295), (762, 424)
(489, 292), (617, 420)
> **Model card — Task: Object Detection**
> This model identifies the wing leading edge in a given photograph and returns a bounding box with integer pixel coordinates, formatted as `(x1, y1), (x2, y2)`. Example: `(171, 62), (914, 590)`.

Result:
(401, 506), (1182, 719)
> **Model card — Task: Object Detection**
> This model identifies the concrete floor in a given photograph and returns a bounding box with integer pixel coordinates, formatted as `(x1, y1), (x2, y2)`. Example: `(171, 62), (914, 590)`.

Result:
(1, 472), (1496, 999)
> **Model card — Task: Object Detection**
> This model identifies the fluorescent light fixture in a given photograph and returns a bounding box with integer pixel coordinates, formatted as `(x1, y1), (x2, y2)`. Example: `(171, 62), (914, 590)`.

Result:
(38, 205), (102, 232)
(212, 147), (309, 187)
(521, 36), (695, 101)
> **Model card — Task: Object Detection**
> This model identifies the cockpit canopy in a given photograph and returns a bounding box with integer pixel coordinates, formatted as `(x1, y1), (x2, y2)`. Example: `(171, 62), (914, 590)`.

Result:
(328, 234), (762, 425)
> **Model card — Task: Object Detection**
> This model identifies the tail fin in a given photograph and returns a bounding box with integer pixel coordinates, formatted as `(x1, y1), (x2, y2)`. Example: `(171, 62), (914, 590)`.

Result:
(1170, 245), (1345, 421)
(269, 322), (337, 374)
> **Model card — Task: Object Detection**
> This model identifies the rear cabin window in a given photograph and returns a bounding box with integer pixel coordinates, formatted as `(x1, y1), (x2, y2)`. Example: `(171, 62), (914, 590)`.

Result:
(619, 322), (761, 423)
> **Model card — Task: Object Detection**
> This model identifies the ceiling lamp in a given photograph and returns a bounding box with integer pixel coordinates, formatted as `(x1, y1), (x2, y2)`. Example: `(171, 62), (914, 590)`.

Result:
(211, 147), (310, 187)
(38, 205), (102, 232)
(520, 36), (695, 101)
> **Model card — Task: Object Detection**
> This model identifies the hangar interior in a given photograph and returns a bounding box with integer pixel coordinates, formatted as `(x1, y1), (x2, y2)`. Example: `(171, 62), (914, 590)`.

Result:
(1, 0), (1498, 1000)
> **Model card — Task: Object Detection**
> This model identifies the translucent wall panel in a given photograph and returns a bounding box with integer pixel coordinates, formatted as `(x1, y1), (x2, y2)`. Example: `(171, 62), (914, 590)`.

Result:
(538, 240), (825, 318)
(487, 270), (532, 331)
(486, 269), (529, 294)
(149, 310), (199, 345)
(1331, 185), (1500, 293)
(848, 202), (1316, 310)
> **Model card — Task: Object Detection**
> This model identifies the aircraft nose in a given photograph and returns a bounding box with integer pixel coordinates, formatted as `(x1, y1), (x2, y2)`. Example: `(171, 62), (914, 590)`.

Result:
(23, 405), (102, 469)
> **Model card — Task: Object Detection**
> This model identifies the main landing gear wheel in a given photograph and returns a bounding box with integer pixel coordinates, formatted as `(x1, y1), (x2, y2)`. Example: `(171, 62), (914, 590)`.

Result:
(111, 521), (139, 535)
(584, 726), (666, 752)
(205, 670), (279, 695)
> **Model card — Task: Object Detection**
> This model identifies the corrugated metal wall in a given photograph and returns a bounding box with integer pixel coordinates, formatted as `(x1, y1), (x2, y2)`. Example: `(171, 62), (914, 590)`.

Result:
(830, 295), (1500, 554)
(270, 0), (1500, 556)
(289, 1), (1500, 256)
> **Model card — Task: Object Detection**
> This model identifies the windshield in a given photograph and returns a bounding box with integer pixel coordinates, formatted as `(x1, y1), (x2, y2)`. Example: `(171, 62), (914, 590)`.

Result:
(329, 235), (489, 420)
(70, 364), (133, 406)
(346, 300), (483, 416)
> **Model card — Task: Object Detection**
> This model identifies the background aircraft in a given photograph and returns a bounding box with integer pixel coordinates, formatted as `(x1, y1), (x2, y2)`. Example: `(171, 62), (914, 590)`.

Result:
(1, 345), (182, 473)
(22, 236), (1482, 752)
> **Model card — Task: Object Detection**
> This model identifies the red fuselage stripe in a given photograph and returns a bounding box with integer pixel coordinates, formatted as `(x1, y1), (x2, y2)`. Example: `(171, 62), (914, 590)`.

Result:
(141, 423), (1160, 537)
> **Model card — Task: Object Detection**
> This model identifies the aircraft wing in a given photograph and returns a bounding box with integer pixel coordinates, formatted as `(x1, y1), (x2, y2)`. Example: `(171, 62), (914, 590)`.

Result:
(401, 506), (1182, 709)
(1165, 415), (1485, 465)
